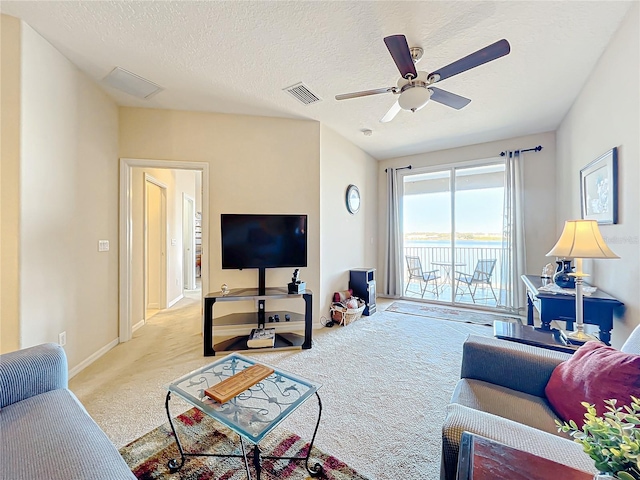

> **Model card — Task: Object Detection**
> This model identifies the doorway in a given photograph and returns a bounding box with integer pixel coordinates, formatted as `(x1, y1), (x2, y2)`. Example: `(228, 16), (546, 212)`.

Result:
(144, 175), (167, 320)
(119, 158), (210, 343)
(401, 161), (506, 309)
(183, 194), (196, 291)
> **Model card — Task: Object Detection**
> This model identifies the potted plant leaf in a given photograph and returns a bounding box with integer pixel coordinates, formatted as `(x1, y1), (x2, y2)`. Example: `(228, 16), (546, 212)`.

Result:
(556, 396), (640, 480)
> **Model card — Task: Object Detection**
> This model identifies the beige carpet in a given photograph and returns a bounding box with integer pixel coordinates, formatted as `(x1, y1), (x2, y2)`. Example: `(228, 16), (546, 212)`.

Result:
(70, 295), (495, 480)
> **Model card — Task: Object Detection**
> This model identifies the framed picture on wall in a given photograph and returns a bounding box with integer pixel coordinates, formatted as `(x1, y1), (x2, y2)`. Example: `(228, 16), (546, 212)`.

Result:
(580, 147), (618, 224)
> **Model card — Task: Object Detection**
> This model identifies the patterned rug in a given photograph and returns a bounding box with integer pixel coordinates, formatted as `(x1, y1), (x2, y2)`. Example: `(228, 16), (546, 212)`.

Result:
(119, 407), (368, 480)
(385, 301), (522, 327)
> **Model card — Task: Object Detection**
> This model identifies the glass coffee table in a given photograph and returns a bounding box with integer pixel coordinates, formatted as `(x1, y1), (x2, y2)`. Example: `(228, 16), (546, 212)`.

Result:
(165, 353), (323, 479)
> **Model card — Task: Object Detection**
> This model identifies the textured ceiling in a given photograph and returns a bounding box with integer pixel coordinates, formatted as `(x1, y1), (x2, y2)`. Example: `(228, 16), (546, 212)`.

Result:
(1, 1), (633, 160)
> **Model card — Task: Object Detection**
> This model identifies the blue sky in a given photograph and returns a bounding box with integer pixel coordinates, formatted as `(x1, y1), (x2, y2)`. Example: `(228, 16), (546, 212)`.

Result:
(403, 187), (504, 234)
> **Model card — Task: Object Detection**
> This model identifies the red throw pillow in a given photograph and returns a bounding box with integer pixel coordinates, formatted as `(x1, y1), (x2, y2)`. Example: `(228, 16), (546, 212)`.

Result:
(545, 341), (640, 426)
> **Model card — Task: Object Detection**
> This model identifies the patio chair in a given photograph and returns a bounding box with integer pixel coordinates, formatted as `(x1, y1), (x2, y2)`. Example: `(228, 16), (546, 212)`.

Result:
(404, 255), (440, 298)
(454, 259), (497, 303)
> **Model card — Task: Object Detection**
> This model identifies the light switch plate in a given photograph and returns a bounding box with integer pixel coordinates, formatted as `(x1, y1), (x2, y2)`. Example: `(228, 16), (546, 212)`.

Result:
(98, 240), (109, 252)
(171, 239), (177, 246)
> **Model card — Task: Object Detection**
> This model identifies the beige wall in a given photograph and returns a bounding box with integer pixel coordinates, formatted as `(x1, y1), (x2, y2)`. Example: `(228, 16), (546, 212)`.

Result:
(319, 125), (378, 317)
(377, 131), (558, 296)
(131, 167), (198, 326)
(556, 4), (639, 348)
(19, 23), (119, 369)
(119, 108), (322, 321)
(0, 15), (21, 353)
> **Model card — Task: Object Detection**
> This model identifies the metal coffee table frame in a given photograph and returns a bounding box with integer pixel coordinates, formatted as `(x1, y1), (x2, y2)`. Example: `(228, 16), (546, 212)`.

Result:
(164, 353), (323, 479)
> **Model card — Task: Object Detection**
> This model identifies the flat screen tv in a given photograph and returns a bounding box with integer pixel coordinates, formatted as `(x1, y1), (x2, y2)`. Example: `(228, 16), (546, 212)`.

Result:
(221, 214), (307, 270)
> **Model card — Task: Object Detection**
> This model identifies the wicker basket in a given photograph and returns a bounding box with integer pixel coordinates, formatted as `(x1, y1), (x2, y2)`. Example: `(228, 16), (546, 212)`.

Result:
(330, 299), (366, 326)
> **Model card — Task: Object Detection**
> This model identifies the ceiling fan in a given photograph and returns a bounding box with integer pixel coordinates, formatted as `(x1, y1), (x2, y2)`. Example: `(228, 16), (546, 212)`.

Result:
(335, 35), (511, 123)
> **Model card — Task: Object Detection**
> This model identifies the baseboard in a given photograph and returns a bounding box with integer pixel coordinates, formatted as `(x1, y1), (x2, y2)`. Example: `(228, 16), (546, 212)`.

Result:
(132, 319), (145, 332)
(68, 338), (119, 379)
(168, 294), (184, 308)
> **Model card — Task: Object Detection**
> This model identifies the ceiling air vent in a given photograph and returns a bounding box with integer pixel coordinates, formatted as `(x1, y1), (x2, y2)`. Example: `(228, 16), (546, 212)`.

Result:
(102, 67), (164, 99)
(283, 82), (322, 105)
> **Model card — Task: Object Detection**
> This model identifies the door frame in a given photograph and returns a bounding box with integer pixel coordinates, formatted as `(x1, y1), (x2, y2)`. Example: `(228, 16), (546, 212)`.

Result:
(119, 158), (210, 343)
(182, 193), (196, 290)
(144, 174), (167, 315)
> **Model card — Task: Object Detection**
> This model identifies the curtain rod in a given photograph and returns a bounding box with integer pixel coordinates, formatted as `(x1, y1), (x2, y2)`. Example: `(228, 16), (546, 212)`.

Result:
(500, 145), (543, 157)
(384, 165), (412, 173)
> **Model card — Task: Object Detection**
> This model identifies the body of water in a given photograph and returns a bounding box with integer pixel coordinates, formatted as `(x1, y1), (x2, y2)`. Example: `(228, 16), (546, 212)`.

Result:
(405, 239), (504, 249)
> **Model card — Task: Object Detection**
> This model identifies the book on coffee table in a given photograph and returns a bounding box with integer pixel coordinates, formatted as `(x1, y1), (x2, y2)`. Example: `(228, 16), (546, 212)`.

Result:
(247, 328), (275, 348)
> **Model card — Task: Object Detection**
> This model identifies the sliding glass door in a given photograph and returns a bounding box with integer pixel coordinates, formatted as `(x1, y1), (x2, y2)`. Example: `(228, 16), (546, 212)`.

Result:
(401, 161), (506, 310)
(403, 170), (453, 302)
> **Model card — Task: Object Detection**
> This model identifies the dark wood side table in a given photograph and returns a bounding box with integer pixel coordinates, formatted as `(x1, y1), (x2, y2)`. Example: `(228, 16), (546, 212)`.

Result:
(521, 274), (623, 345)
(493, 320), (580, 354)
(456, 432), (593, 480)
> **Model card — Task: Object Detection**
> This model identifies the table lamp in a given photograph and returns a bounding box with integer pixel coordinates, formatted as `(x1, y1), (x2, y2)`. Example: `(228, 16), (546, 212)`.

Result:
(546, 220), (619, 342)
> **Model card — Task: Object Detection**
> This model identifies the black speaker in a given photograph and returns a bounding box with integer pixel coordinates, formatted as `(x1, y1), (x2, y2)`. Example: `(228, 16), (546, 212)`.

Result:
(349, 269), (376, 315)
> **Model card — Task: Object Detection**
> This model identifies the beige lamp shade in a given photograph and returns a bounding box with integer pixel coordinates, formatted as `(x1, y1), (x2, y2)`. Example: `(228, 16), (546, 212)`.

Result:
(546, 220), (619, 259)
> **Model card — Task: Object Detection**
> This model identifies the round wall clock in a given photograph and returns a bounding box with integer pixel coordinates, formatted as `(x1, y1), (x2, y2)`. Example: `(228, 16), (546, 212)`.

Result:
(346, 184), (361, 214)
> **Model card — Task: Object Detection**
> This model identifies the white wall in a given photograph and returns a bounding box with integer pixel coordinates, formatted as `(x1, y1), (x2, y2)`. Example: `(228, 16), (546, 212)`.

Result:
(319, 125), (378, 318)
(556, 3), (639, 348)
(131, 167), (198, 325)
(377, 131), (558, 297)
(0, 14), (21, 353)
(19, 23), (119, 368)
(119, 108), (322, 322)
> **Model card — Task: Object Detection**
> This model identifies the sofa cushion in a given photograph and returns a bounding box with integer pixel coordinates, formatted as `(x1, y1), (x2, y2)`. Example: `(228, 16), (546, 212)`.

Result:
(0, 343), (68, 408)
(621, 325), (640, 354)
(545, 341), (640, 425)
(451, 378), (564, 436)
(0, 389), (135, 480)
(460, 335), (570, 398)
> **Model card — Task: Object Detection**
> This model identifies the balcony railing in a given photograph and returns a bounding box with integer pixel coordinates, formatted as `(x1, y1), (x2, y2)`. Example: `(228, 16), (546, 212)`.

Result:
(403, 244), (508, 307)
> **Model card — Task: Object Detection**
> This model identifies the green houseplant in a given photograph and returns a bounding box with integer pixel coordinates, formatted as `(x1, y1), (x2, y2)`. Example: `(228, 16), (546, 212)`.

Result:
(556, 396), (640, 480)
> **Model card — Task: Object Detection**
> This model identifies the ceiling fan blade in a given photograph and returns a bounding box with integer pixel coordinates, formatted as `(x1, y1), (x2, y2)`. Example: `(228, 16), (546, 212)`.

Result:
(380, 101), (402, 123)
(335, 87), (395, 101)
(384, 35), (418, 79)
(429, 87), (472, 110)
(429, 39), (510, 83)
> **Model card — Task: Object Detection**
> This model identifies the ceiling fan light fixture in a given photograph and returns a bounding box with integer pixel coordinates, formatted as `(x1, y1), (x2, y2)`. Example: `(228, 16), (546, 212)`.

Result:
(398, 86), (432, 112)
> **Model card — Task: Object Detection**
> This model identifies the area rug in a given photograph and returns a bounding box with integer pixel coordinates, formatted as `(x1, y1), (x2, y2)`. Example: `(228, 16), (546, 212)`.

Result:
(385, 301), (522, 326)
(119, 407), (368, 480)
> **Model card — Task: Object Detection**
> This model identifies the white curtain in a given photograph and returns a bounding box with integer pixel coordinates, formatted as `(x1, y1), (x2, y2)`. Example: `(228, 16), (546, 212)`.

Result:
(500, 151), (527, 313)
(383, 168), (402, 296)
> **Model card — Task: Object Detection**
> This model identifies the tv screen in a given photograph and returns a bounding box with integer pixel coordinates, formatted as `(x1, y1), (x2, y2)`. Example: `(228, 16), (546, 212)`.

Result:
(221, 214), (308, 269)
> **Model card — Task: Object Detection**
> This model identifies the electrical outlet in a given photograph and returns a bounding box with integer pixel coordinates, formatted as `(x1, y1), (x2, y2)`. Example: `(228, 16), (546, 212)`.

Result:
(58, 331), (66, 346)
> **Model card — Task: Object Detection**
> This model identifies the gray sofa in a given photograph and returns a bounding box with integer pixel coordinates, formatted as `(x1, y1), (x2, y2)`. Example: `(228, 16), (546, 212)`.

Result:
(441, 329), (640, 480)
(0, 343), (136, 480)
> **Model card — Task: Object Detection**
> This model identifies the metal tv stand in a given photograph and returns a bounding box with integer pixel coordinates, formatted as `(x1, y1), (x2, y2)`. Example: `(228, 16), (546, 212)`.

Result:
(203, 286), (313, 356)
